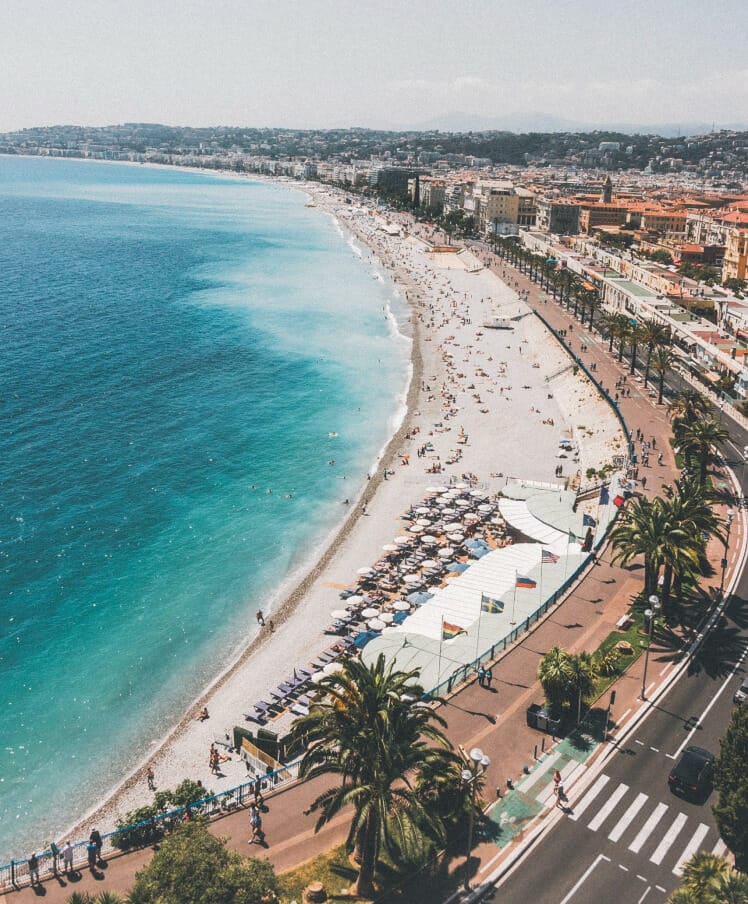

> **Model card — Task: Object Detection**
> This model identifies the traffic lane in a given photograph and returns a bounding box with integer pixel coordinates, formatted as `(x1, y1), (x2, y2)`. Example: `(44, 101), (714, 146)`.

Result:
(555, 852), (669, 904)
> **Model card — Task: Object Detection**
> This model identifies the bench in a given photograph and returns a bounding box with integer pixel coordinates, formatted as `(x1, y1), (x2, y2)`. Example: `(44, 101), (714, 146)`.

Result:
(615, 614), (633, 630)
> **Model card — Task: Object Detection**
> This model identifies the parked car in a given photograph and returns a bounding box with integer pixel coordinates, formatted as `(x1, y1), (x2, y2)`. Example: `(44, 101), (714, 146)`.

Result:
(668, 746), (715, 799)
(734, 676), (748, 704)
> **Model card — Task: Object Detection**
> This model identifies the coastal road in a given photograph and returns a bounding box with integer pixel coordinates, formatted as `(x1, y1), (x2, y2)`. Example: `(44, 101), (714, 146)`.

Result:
(489, 593), (748, 903)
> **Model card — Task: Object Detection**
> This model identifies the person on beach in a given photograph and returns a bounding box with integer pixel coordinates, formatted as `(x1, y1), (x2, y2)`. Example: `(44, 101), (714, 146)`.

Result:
(147, 766), (156, 791)
(197, 706), (209, 721)
(62, 841), (74, 876)
(256, 609), (265, 626)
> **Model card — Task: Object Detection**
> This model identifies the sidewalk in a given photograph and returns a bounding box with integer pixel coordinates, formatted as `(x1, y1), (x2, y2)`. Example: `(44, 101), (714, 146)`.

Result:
(5, 254), (739, 903)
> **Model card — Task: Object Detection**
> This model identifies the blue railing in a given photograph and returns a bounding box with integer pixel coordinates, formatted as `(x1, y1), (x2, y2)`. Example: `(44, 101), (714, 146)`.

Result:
(0, 758), (301, 892)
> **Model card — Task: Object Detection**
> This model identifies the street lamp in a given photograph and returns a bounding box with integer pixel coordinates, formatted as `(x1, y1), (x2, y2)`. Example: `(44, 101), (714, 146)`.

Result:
(640, 594), (661, 700)
(719, 508), (735, 599)
(461, 746), (490, 893)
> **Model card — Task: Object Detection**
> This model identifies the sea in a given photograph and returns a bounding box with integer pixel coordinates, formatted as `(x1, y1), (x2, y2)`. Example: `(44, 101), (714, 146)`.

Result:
(0, 156), (411, 859)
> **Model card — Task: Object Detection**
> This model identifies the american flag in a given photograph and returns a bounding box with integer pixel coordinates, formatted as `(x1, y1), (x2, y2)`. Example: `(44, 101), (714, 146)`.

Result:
(541, 549), (559, 564)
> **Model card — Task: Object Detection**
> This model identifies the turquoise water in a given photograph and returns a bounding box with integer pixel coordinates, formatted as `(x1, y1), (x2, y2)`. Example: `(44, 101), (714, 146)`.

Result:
(0, 157), (410, 858)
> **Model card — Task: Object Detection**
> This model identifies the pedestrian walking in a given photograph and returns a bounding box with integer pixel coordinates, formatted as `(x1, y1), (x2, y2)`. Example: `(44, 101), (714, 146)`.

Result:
(90, 829), (103, 864)
(485, 668), (493, 688)
(253, 777), (264, 808)
(641, 476), (647, 490)
(256, 609), (265, 626)
(28, 853), (40, 886)
(147, 766), (156, 791)
(62, 841), (74, 876)
(553, 769), (561, 787)
(249, 805), (265, 845)
(555, 780), (566, 808)
(658, 452), (663, 465)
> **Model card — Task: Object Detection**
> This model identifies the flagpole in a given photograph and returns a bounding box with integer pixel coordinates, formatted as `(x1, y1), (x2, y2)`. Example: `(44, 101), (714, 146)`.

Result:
(438, 615), (444, 688)
(510, 572), (518, 625)
(564, 532), (571, 581)
(475, 594), (482, 660)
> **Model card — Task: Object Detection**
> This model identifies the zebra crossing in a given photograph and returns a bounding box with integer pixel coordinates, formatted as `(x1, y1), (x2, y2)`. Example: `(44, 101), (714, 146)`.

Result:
(565, 773), (725, 876)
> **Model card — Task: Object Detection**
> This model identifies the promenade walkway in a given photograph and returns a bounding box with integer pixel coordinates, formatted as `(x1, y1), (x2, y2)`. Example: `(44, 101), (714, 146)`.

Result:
(6, 247), (740, 903)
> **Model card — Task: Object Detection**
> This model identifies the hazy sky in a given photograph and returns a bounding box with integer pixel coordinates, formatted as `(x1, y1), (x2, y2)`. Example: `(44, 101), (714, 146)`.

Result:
(1, 0), (746, 132)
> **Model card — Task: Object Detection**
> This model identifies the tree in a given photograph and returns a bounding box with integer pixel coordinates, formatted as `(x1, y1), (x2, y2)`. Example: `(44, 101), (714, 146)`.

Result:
(638, 317), (671, 386)
(667, 852), (748, 903)
(537, 648), (597, 719)
(674, 417), (729, 484)
(713, 704), (748, 868)
(128, 822), (278, 904)
(680, 852), (731, 899)
(290, 654), (457, 897)
(651, 345), (677, 404)
(651, 249), (674, 265)
(668, 389), (710, 428)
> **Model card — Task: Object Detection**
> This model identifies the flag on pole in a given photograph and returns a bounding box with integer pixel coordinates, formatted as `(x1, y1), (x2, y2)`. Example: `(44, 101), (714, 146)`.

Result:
(582, 514), (596, 527)
(442, 620), (467, 640)
(480, 593), (504, 614)
(515, 575), (537, 589)
(568, 530), (578, 544)
(541, 549), (559, 564)
(599, 486), (610, 506)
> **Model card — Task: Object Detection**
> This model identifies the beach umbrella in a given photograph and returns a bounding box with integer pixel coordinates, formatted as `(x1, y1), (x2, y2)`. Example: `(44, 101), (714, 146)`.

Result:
(415, 506), (431, 515)
(478, 504), (493, 513)
(448, 533), (465, 542)
(441, 507), (456, 516)
(403, 573), (421, 583)
(330, 609), (351, 620)
(357, 566), (373, 576)
(421, 559), (438, 568)
(394, 535), (410, 545)
(470, 490), (487, 498)
(322, 661), (344, 675)
(444, 521), (463, 531)
(463, 512), (479, 522)
(368, 618), (386, 631)
(438, 546), (455, 558)
(455, 482), (468, 489)
(379, 612), (394, 624)
(490, 516), (504, 525)
(420, 534), (438, 544)
(393, 600), (410, 611)
(409, 524), (424, 533)
(361, 606), (380, 618)
(382, 543), (398, 552)
(416, 518), (432, 526)
(427, 485), (448, 493)
(456, 499), (471, 508)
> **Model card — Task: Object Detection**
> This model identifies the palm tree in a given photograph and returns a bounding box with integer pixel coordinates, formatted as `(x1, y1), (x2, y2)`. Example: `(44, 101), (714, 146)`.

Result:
(680, 852), (731, 900)
(291, 654), (456, 897)
(639, 317), (671, 386)
(668, 388), (710, 427)
(567, 652), (598, 724)
(652, 345), (677, 404)
(628, 322), (644, 374)
(537, 646), (573, 714)
(675, 417), (729, 484)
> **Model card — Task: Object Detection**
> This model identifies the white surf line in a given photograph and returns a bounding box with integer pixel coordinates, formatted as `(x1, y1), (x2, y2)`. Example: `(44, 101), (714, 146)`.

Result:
(629, 802), (668, 853)
(559, 854), (611, 904)
(668, 643), (748, 759)
(650, 812), (688, 865)
(673, 823), (711, 876)
(608, 792), (648, 842)
(569, 774), (610, 822)
(588, 783), (629, 832)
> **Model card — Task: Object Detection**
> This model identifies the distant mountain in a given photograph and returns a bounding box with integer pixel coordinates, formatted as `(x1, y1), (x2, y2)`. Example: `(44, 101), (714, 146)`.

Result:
(395, 110), (748, 137)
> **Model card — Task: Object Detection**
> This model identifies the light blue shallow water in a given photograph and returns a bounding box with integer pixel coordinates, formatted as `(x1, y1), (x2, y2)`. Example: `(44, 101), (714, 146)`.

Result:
(0, 156), (410, 858)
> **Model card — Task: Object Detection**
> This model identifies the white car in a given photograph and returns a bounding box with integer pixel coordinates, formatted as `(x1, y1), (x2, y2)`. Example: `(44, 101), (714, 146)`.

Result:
(734, 676), (748, 705)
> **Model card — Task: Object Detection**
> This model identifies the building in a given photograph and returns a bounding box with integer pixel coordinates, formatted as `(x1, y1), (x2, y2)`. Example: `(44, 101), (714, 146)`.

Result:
(723, 229), (748, 282)
(536, 199), (580, 235)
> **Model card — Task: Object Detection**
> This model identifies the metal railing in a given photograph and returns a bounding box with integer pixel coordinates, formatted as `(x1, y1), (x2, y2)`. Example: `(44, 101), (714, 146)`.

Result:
(0, 758), (301, 892)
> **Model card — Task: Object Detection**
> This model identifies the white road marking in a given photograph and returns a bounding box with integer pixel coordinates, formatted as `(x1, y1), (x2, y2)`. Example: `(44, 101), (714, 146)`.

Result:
(609, 792), (648, 842)
(629, 802), (668, 853)
(637, 888), (651, 903)
(619, 864), (629, 871)
(559, 854), (611, 904)
(588, 783), (629, 832)
(712, 839), (727, 858)
(650, 812), (688, 865)
(656, 885), (667, 893)
(635, 739), (645, 746)
(673, 823), (710, 876)
(660, 663), (673, 676)
(650, 747), (659, 753)
(636, 874), (647, 882)
(569, 774), (610, 822)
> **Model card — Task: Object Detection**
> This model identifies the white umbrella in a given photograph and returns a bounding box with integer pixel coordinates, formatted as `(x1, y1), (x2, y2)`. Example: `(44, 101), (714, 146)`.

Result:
(420, 534), (438, 544)
(379, 612), (394, 624)
(456, 499), (471, 508)
(345, 594), (363, 607)
(416, 518), (432, 526)
(441, 507), (456, 516)
(463, 512), (479, 522)
(394, 536), (410, 545)
(448, 533), (465, 542)
(415, 506), (431, 515)
(438, 546), (455, 558)
(478, 504), (493, 513)
(444, 521), (463, 531)
(361, 606), (380, 618)
(393, 600), (410, 611)
(368, 618), (386, 631)
(427, 485), (448, 493)
(455, 482), (468, 489)
(330, 609), (351, 620)
(421, 559), (438, 568)
(470, 490), (486, 498)
(382, 543), (398, 552)
(490, 516), (505, 525)
(357, 566), (373, 576)
(322, 660), (344, 675)
(409, 524), (424, 533)
(404, 573), (421, 583)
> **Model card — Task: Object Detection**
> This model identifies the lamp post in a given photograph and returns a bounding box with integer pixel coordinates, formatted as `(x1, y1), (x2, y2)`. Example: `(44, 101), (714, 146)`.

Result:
(640, 594), (661, 700)
(720, 508), (735, 599)
(461, 746), (490, 893)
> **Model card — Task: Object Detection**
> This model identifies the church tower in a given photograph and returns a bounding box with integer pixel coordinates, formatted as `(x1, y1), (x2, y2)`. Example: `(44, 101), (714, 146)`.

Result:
(601, 175), (613, 204)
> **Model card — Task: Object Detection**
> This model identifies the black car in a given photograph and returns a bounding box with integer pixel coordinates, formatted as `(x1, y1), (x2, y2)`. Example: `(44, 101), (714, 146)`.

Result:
(668, 746), (715, 799)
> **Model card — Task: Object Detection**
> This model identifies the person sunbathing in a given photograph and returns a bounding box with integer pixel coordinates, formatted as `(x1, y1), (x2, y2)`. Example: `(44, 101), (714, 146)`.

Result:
(197, 707), (209, 722)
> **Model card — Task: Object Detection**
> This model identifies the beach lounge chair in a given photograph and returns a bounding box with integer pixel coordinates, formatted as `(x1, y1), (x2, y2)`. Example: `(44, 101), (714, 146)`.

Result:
(290, 702), (310, 717)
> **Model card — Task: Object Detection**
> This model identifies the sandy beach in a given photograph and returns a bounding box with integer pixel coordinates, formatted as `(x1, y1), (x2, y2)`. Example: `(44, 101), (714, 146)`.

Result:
(65, 182), (624, 844)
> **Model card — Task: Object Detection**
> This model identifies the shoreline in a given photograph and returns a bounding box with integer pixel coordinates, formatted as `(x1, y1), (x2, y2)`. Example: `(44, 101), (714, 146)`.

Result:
(4, 158), (624, 856)
(58, 182), (425, 845)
